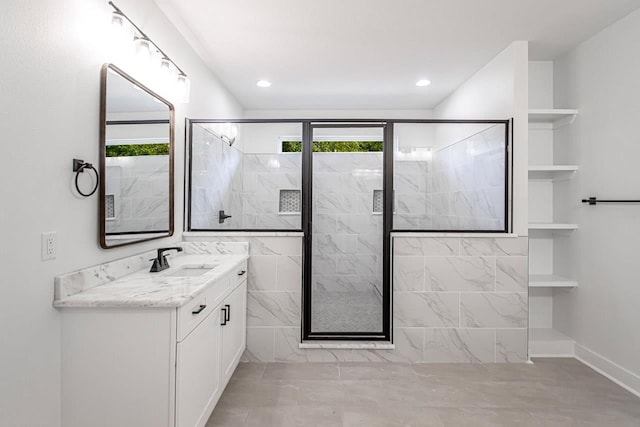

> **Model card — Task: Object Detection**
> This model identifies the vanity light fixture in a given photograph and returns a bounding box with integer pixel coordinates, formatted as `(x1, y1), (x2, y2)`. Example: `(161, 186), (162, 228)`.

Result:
(256, 80), (272, 88)
(416, 79), (431, 87)
(108, 1), (190, 103)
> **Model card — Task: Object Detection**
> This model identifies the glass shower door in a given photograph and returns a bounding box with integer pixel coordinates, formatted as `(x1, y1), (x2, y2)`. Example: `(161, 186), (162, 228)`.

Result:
(307, 125), (386, 337)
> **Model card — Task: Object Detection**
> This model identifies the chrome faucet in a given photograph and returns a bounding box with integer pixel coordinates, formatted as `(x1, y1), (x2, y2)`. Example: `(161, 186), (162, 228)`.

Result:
(150, 247), (183, 272)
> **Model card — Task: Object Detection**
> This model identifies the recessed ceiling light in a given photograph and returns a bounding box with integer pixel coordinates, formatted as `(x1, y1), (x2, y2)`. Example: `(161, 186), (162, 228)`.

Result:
(256, 80), (272, 88)
(416, 79), (431, 87)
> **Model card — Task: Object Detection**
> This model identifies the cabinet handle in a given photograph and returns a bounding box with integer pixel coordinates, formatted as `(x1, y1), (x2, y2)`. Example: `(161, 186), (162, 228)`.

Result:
(221, 307), (227, 325)
(192, 304), (206, 315)
(225, 304), (231, 322)
(237, 270), (246, 276)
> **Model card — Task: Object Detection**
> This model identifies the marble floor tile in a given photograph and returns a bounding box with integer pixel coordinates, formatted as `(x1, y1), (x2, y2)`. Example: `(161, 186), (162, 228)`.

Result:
(292, 381), (346, 406)
(262, 362), (340, 381)
(229, 362), (266, 383)
(205, 406), (249, 427)
(342, 405), (445, 427)
(207, 358), (640, 426)
(245, 405), (343, 427)
(338, 362), (416, 381)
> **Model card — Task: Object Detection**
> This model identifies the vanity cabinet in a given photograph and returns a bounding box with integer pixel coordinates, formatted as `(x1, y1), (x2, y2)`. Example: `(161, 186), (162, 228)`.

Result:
(221, 280), (247, 383)
(176, 278), (247, 427)
(175, 305), (223, 427)
(60, 261), (247, 427)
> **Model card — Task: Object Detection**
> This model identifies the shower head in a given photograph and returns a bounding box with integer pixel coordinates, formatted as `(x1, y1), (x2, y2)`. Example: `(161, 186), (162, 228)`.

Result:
(221, 135), (235, 147)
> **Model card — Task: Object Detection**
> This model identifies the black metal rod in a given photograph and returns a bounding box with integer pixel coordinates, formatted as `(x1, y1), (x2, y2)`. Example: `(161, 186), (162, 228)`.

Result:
(582, 197), (640, 205)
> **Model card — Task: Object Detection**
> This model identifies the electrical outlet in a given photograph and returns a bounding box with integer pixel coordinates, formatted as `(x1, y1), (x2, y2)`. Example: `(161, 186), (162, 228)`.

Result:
(41, 232), (56, 261)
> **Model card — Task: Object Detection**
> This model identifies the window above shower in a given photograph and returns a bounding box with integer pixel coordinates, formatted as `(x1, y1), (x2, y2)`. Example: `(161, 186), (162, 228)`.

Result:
(188, 121), (303, 231)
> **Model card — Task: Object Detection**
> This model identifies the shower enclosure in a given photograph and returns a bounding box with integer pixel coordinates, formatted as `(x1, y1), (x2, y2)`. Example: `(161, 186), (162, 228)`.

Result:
(187, 119), (510, 342)
(306, 124), (389, 338)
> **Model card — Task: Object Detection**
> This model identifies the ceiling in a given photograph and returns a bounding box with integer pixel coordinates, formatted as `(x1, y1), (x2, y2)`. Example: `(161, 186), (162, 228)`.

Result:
(156, 0), (640, 110)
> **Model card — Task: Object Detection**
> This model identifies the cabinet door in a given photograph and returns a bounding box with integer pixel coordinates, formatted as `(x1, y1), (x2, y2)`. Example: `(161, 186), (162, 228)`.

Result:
(176, 307), (223, 427)
(221, 280), (247, 383)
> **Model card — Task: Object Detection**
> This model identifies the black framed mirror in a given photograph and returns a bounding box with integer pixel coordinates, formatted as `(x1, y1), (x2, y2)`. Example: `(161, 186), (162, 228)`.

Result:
(99, 63), (174, 249)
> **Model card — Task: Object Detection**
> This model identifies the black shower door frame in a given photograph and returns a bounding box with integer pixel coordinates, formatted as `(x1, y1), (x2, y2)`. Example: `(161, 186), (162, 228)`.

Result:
(302, 121), (393, 341)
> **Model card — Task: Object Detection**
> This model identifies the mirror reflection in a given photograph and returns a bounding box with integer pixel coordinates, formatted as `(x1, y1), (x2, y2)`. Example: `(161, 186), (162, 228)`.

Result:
(100, 64), (174, 248)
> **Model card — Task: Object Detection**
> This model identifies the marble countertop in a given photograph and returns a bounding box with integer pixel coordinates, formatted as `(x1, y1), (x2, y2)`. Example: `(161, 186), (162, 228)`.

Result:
(54, 253), (248, 309)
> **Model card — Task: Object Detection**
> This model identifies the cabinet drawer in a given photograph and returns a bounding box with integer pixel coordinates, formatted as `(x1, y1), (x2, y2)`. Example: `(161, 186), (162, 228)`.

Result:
(177, 275), (231, 341)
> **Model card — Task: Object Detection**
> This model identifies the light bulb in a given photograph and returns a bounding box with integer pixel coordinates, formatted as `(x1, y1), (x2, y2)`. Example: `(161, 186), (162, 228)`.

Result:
(159, 58), (176, 81)
(108, 11), (134, 61)
(111, 11), (125, 30)
(176, 73), (191, 103)
(134, 37), (152, 65)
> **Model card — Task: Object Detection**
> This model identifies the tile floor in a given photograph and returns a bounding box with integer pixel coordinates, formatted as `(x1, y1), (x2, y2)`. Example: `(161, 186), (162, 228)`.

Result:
(206, 358), (640, 426)
(311, 291), (382, 333)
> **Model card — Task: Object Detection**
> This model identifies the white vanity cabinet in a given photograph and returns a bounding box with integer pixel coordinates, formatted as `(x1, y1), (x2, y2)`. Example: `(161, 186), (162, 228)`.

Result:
(175, 305), (224, 427)
(60, 260), (248, 427)
(221, 280), (247, 382)
(175, 274), (247, 427)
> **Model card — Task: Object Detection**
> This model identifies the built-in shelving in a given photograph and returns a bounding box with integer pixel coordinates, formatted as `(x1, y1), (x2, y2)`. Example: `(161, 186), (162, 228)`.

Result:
(528, 165), (579, 181)
(528, 108), (579, 125)
(528, 223), (578, 230)
(529, 274), (578, 288)
(529, 328), (575, 357)
(528, 64), (580, 359)
(528, 165), (578, 172)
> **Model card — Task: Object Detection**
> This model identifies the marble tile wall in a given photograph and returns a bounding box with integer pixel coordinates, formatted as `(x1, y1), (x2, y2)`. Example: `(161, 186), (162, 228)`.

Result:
(105, 156), (170, 233)
(393, 236), (529, 363)
(241, 154), (302, 229)
(190, 124), (244, 229)
(184, 235), (528, 363)
(393, 160), (431, 229)
(430, 124), (506, 230)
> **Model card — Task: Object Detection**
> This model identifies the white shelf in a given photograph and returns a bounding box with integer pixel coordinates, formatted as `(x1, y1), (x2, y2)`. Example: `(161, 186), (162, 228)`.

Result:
(528, 165), (578, 172)
(528, 165), (578, 180)
(529, 328), (575, 357)
(529, 274), (578, 288)
(528, 108), (579, 124)
(528, 223), (578, 230)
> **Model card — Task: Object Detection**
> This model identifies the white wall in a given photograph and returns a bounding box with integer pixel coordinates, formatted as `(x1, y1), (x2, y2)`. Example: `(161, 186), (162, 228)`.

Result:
(434, 41), (529, 236)
(244, 109), (433, 120)
(0, 1), (242, 426)
(554, 8), (640, 385)
(528, 61), (554, 109)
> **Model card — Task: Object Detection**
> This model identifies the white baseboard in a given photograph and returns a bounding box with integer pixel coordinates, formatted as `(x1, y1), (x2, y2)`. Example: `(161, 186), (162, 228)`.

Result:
(574, 343), (640, 398)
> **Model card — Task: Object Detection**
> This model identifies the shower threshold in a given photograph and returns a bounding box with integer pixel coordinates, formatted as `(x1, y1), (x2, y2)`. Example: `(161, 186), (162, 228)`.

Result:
(298, 341), (394, 350)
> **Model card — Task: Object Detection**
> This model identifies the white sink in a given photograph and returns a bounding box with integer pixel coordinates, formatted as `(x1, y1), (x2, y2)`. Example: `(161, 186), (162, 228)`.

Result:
(163, 264), (219, 277)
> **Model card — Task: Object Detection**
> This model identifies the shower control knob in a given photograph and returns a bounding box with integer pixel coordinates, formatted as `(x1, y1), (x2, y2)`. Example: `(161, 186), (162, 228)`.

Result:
(218, 210), (232, 224)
